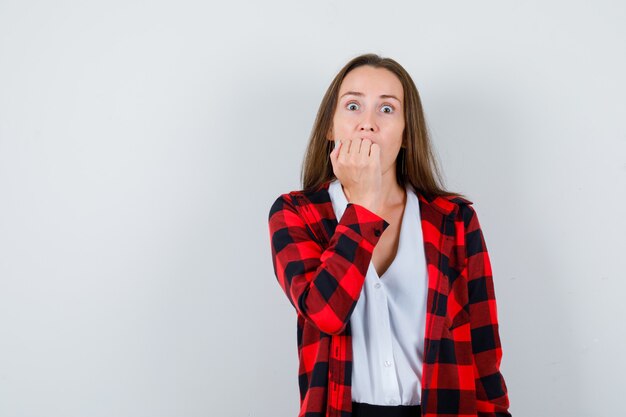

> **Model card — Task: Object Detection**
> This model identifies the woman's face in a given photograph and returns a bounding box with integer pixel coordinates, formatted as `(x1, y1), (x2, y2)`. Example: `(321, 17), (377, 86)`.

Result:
(328, 65), (405, 174)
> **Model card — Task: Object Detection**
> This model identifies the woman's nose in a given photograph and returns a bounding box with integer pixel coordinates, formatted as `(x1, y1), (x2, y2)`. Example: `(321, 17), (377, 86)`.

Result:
(359, 111), (376, 131)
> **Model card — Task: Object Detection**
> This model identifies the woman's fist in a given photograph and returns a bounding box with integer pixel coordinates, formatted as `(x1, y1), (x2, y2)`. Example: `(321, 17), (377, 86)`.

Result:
(330, 138), (384, 215)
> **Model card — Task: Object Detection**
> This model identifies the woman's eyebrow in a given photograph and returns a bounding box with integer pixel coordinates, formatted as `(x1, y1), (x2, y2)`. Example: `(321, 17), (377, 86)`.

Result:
(340, 91), (402, 103)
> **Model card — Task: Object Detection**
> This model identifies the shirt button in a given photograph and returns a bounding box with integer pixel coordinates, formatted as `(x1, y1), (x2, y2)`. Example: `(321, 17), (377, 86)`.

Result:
(384, 360), (392, 367)
(374, 283), (381, 289)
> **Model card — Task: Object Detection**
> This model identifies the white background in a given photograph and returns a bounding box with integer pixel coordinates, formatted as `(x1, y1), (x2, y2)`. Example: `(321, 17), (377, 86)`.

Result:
(1, 1), (624, 416)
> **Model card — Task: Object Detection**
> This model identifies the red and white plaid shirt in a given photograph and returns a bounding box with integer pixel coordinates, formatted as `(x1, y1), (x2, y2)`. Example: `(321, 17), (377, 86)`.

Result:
(268, 179), (512, 417)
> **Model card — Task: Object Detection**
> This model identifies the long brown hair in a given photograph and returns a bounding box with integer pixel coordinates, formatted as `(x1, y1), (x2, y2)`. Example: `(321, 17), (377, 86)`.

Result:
(300, 53), (467, 200)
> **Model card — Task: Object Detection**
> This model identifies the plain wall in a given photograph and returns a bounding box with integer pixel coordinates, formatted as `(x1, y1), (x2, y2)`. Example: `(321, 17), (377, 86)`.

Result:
(1, 1), (624, 416)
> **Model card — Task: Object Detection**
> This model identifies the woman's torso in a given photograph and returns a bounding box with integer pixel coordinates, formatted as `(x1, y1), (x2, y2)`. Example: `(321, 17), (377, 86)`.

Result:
(327, 178), (428, 406)
(371, 190), (407, 278)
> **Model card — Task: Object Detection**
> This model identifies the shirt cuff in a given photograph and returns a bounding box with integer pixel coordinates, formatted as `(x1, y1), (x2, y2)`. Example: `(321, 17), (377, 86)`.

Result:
(338, 203), (390, 247)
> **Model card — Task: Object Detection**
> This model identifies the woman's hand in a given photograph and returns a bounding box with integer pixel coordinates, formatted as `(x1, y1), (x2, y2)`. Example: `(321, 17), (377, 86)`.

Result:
(330, 138), (383, 215)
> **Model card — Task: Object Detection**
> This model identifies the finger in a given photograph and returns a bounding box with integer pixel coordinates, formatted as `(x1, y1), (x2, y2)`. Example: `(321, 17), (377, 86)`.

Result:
(370, 142), (380, 160)
(348, 139), (359, 161)
(360, 138), (371, 158)
(331, 141), (342, 168)
(330, 139), (339, 159)
(336, 139), (344, 158)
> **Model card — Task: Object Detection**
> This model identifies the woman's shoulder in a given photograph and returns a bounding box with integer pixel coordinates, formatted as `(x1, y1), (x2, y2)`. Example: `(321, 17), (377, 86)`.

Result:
(446, 194), (474, 206)
(268, 180), (333, 220)
(275, 180), (333, 204)
(411, 185), (474, 217)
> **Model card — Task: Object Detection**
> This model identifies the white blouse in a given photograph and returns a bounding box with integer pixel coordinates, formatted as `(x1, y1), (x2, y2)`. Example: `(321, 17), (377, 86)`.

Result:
(327, 178), (428, 406)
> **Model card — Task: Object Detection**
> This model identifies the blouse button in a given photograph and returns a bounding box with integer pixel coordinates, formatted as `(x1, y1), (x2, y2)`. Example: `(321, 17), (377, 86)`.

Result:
(374, 283), (381, 289)
(374, 229), (381, 237)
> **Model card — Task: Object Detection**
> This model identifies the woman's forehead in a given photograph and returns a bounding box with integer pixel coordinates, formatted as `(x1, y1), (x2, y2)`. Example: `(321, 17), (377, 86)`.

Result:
(340, 67), (403, 100)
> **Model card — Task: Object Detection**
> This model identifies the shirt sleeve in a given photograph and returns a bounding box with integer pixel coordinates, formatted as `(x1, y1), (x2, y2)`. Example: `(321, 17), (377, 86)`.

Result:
(268, 193), (390, 335)
(462, 204), (512, 417)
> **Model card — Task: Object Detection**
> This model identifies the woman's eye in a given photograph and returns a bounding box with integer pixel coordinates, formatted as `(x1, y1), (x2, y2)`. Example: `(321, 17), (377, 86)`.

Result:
(346, 101), (395, 113)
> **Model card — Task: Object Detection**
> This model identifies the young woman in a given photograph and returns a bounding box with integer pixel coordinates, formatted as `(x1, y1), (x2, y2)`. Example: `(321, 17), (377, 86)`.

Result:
(268, 53), (512, 417)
